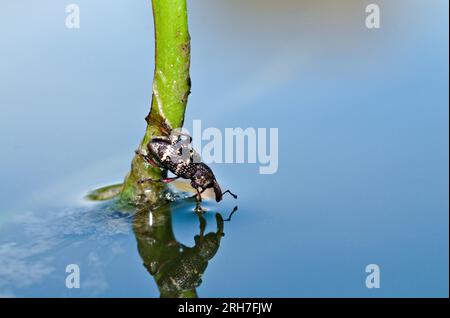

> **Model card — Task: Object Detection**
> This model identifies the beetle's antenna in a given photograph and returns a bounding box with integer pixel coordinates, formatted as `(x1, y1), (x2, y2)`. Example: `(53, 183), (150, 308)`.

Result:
(222, 190), (237, 199)
(223, 206), (238, 222)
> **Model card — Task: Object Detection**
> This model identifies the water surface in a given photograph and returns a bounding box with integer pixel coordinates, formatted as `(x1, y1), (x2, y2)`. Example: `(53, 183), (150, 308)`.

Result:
(0, 0), (448, 297)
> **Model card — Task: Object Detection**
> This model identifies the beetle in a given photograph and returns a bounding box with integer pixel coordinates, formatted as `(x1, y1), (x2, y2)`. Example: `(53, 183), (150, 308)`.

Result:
(136, 123), (237, 203)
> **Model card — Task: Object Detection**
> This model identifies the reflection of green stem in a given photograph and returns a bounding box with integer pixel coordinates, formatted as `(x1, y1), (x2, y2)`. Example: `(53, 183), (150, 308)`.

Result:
(133, 204), (197, 298)
(120, 0), (191, 203)
(133, 202), (224, 298)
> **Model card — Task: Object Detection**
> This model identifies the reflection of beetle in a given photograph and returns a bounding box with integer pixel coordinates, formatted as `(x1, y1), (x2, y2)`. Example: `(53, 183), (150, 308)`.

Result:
(156, 213), (225, 296)
(134, 204), (238, 298)
(136, 123), (237, 203)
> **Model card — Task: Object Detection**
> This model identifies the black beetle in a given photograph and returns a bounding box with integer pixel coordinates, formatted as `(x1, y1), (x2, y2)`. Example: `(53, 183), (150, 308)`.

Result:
(136, 125), (237, 203)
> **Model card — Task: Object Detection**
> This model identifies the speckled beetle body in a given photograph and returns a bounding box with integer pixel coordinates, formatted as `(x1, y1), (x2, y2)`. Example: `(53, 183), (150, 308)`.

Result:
(137, 130), (236, 203)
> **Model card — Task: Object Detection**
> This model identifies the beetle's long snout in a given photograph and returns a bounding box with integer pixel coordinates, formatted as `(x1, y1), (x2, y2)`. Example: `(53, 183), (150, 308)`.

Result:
(212, 179), (222, 202)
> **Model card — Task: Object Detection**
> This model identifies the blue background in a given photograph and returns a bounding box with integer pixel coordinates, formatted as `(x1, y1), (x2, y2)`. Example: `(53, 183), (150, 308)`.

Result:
(0, 0), (448, 297)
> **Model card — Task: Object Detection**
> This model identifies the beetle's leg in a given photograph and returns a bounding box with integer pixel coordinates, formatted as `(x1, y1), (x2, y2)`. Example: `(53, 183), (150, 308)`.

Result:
(135, 150), (159, 167)
(146, 158), (159, 167)
(222, 190), (238, 199)
(196, 188), (203, 202)
(194, 200), (203, 212)
(138, 177), (179, 184)
(189, 187), (206, 199)
(195, 211), (206, 238)
(162, 177), (179, 183)
(138, 177), (157, 184)
(223, 206), (239, 222)
(215, 213), (224, 237)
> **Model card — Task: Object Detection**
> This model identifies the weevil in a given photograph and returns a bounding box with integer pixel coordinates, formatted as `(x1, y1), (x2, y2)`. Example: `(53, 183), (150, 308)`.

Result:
(136, 124), (237, 204)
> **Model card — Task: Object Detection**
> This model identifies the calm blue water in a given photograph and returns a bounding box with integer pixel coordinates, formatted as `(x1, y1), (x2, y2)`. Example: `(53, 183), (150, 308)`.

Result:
(0, 0), (448, 297)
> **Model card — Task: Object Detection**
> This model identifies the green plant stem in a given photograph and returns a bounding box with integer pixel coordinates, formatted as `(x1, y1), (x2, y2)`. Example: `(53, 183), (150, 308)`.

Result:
(120, 0), (191, 203)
